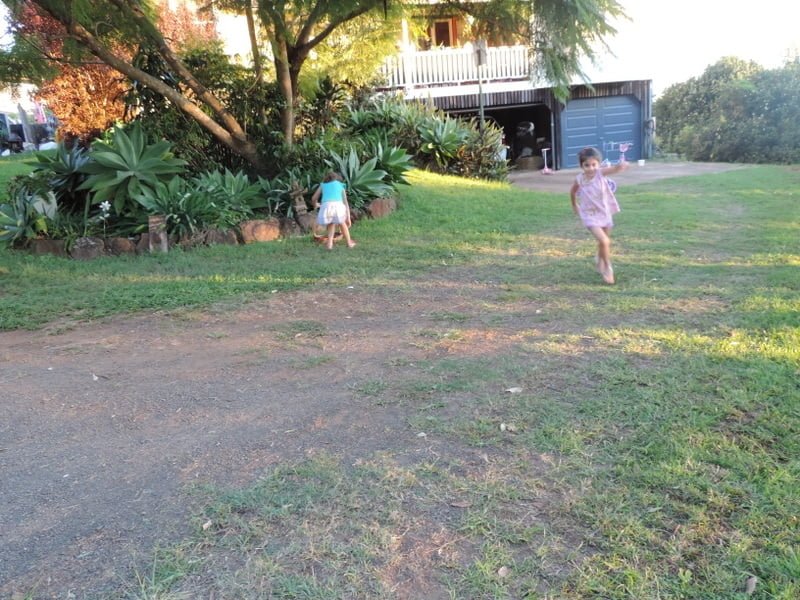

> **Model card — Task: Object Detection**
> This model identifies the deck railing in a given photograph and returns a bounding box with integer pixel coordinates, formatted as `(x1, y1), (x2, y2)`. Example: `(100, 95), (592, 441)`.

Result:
(378, 45), (530, 90)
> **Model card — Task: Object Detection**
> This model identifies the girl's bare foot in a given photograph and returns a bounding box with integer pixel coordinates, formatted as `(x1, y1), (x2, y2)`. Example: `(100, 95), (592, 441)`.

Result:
(601, 265), (615, 284)
(347, 241), (356, 248)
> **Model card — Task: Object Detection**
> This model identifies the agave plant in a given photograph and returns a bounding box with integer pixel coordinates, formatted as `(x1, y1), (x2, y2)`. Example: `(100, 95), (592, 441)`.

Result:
(79, 122), (187, 217)
(343, 106), (381, 135)
(326, 148), (393, 210)
(417, 116), (469, 172)
(0, 187), (54, 245)
(32, 144), (91, 214)
(368, 142), (414, 186)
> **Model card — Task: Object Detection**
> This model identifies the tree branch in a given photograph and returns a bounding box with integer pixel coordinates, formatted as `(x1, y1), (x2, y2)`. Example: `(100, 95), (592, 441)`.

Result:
(106, 0), (248, 142)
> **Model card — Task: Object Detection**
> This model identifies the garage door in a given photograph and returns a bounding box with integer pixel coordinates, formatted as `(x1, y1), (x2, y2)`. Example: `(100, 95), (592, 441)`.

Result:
(560, 96), (641, 168)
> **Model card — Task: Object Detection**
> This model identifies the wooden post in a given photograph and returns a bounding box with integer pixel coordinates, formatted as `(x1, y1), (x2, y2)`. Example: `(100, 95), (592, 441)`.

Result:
(148, 215), (168, 253)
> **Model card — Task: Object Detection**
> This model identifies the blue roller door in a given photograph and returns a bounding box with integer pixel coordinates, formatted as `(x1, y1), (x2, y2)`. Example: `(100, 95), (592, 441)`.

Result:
(560, 96), (641, 167)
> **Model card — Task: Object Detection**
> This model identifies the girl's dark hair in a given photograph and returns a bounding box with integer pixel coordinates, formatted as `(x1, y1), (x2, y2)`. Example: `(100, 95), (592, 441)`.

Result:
(323, 171), (342, 183)
(578, 147), (603, 164)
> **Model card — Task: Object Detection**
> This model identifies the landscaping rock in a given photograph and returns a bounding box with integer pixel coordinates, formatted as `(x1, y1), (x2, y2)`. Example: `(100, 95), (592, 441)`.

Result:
(366, 196), (397, 219)
(240, 218), (281, 243)
(176, 234), (204, 250)
(29, 239), (68, 258)
(204, 228), (239, 246)
(69, 237), (105, 260)
(106, 237), (137, 256)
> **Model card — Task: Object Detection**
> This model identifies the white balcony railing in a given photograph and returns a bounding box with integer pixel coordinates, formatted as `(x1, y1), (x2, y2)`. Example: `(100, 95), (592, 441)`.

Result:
(378, 45), (530, 90)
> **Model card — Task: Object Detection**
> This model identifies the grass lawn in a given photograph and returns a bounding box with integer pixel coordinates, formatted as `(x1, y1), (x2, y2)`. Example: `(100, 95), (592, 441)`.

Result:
(2, 164), (799, 598)
(0, 152), (43, 192)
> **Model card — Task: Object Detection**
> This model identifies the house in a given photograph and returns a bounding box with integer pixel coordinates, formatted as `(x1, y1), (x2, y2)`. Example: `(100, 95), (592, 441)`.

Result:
(378, 4), (653, 170)
(208, 0), (651, 170)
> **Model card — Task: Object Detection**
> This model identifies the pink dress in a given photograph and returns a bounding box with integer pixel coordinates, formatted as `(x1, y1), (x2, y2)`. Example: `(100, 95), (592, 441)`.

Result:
(575, 171), (620, 228)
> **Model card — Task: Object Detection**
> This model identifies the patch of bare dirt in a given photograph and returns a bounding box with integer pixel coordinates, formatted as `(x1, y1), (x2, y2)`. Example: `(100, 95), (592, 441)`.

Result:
(1, 268), (567, 598)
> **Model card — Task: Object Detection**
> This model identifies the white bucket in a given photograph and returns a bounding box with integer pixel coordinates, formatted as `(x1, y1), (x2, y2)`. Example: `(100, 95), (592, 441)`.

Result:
(637, 159), (646, 166)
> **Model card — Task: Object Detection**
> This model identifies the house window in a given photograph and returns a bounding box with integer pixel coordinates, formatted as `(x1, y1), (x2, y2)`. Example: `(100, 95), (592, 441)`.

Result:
(432, 19), (453, 47)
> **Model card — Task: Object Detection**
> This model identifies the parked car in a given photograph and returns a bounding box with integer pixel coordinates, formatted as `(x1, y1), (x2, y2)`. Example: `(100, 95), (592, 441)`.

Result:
(0, 112), (23, 153)
(0, 111), (57, 153)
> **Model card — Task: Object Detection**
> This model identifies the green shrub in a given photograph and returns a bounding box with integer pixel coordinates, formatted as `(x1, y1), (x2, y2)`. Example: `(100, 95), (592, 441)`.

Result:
(44, 210), (85, 248)
(455, 119), (509, 180)
(133, 176), (219, 239)
(267, 135), (342, 184)
(128, 43), (284, 176)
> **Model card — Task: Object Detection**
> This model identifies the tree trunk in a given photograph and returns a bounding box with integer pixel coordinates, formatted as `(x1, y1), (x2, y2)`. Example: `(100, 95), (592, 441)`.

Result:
(273, 37), (295, 146)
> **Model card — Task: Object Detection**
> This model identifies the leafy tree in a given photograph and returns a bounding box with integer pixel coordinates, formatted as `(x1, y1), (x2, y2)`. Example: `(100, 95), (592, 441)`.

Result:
(0, 0), (625, 171)
(655, 57), (800, 163)
(743, 61), (800, 163)
(1, 2), (127, 141)
(1, 0), (266, 169)
(228, 0), (396, 145)
(1, 1), (219, 144)
(654, 57), (761, 154)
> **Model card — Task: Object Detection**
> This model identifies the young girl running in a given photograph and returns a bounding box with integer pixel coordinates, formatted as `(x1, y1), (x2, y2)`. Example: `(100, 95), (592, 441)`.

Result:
(312, 171), (356, 250)
(569, 147), (628, 284)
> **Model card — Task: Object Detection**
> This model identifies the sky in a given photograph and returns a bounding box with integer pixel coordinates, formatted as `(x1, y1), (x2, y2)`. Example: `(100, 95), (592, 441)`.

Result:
(583, 0), (800, 96)
(2, 1), (799, 103)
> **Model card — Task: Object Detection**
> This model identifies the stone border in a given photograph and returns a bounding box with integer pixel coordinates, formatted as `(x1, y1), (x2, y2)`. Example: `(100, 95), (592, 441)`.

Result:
(22, 197), (399, 259)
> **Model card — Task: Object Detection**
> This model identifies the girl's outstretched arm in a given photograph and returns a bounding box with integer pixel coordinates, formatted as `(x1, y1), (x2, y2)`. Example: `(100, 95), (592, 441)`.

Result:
(602, 160), (629, 177)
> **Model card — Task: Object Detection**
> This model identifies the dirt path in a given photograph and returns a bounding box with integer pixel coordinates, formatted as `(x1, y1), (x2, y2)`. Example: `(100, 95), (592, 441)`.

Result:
(1, 269), (527, 598)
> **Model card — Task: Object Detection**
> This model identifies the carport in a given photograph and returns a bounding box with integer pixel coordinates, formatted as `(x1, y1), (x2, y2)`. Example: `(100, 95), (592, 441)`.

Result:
(434, 79), (653, 171)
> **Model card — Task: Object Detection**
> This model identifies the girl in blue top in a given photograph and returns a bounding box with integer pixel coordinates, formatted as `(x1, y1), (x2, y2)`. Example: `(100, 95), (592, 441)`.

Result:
(312, 171), (356, 250)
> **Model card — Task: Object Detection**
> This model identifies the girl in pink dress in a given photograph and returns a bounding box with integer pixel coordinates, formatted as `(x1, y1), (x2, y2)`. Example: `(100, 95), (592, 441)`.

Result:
(569, 147), (628, 284)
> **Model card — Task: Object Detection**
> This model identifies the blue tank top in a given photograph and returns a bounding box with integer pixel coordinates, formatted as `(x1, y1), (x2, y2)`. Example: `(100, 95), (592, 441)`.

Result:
(320, 180), (346, 203)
